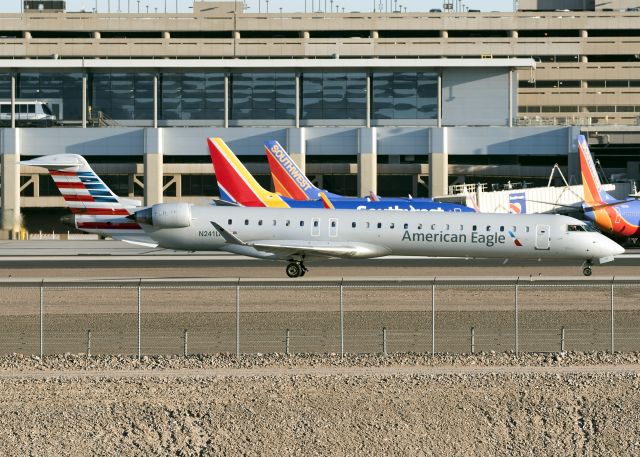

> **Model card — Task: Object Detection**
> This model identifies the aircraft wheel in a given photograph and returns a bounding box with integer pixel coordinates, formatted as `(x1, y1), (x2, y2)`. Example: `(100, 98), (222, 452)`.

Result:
(583, 266), (593, 277)
(286, 262), (302, 278)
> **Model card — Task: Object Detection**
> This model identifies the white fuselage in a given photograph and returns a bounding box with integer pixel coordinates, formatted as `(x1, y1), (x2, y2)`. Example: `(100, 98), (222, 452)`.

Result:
(142, 205), (623, 262)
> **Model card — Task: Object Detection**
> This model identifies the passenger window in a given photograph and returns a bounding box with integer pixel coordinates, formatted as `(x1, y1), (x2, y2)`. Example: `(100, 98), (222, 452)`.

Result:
(486, 225), (491, 231)
(227, 219), (232, 225)
(273, 220), (277, 226)
(445, 224), (450, 230)
(377, 222), (382, 229)
(331, 221), (336, 227)
(459, 225), (464, 230)
(390, 223), (395, 229)
(403, 223), (409, 229)
(431, 224), (436, 230)
(526, 226), (530, 233)
(511, 226), (517, 232)
(258, 220), (263, 226)
(28, 104), (35, 114)
(472, 225), (477, 231)
(313, 220), (319, 227)
(300, 221), (304, 227)
(366, 222), (370, 228)
(244, 219), (249, 226)
(352, 222), (356, 228)
(418, 223), (423, 230)
(285, 220), (290, 226)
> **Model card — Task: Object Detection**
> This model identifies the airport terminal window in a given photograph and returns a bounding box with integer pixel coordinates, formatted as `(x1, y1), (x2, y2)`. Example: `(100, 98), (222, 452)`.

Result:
(160, 72), (224, 120)
(230, 72), (295, 120)
(301, 72), (366, 120)
(100, 175), (129, 196)
(0, 73), (10, 99)
(18, 72), (83, 121)
(372, 72), (437, 119)
(181, 174), (217, 196)
(90, 72), (153, 120)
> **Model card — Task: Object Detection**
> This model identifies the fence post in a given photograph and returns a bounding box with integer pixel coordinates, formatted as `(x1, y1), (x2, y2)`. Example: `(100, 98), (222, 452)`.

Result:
(339, 281), (344, 359)
(137, 281), (141, 361)
(236, 280), (240, 359)
(560, 327), (565, 352)
(431, 282), (435, 354)
(183, 329), (188, 357)
(514, 280), (519, 355)
(471, 327), (475, 354)
(87, 329), (92, 357)
(382, 327), (387, 356)
(39, 280), (44, 360)
(285, 329), (290, 355)
(611, 278), (615, 353)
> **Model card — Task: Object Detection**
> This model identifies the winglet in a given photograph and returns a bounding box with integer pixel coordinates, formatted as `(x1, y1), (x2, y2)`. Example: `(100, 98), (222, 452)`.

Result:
(319, 192), (335, 209)
(210, 221), (247, 245)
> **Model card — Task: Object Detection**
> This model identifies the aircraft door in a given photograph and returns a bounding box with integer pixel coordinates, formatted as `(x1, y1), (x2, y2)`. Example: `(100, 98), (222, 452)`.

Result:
(329, 218), (338, 237)
(535, 224), (551, 250)
(311, 217), (320, 236)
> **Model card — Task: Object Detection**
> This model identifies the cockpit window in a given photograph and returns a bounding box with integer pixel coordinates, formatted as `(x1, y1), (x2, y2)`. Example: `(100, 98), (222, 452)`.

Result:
(567, 224), (587, 232)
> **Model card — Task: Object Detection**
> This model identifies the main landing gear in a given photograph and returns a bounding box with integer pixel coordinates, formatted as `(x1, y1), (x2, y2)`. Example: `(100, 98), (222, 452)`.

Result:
(582, 260), (593, 277)
(286, 261), (308, 278)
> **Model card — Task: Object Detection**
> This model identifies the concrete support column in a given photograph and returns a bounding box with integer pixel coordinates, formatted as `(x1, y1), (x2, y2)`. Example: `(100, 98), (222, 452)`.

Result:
(580, 55), (588, 63)
(370, 30), (379, 39)
(82, 72), (87, 128)
(429, 128), (448, 197)
(233, 31), (241, 39)
(162, 31), (170, 39)
(301, 31), (310, 39)
(508, 69), (513, 127)
(511, 30), (518, 38)
(1, 129), (21, 239)
(440, 30), (448, 38)
(580, 29), (588, 38)
(286, 128), (306, 173)
(153, 73), (158, 128)
(144, 128), (163, 206)
(358, 127), (377, 198)
(224, 73), (229, 128)
(93, 31), (101, 39)
(23, 31), (31, 39)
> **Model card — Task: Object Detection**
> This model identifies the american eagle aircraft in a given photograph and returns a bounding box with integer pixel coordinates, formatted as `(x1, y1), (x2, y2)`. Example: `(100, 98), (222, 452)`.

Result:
(129, 202), (623, 277)
(208, 137), (474, 212)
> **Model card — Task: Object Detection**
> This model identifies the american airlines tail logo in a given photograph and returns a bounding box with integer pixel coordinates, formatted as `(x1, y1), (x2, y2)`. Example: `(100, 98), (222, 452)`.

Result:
(508, 231), (523, 247)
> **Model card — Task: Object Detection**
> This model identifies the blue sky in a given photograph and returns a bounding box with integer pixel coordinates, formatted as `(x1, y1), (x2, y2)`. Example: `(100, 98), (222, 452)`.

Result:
(2, 1), (514, 14)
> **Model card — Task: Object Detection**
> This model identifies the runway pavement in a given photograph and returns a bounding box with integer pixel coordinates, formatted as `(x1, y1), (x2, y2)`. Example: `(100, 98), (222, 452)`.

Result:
(0, 240), (638, 278)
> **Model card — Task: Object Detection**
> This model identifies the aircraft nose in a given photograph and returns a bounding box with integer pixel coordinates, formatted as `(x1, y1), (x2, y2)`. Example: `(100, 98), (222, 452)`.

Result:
(597, 236), (625, 257)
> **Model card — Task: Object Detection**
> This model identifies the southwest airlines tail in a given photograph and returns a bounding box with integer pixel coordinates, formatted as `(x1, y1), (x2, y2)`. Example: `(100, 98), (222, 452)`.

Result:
(578, 135), (617, 206)
(207, 137), (289, 208)
(264, 140), (341, 200)
(19, 154), (153, 244)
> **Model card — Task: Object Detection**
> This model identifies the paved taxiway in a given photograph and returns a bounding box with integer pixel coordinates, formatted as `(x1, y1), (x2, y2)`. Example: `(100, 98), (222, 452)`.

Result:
(0, 240), (638, 278)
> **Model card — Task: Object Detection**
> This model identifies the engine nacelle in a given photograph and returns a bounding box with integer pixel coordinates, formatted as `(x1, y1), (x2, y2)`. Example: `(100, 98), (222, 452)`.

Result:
(134, 203), (192, 228)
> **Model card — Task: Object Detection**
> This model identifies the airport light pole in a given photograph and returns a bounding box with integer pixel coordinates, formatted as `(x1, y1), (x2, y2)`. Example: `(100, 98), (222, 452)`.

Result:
(137, 0), (140, 13)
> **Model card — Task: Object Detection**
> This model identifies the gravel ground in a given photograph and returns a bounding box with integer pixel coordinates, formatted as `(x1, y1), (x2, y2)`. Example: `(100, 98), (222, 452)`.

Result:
(2, 353), (640, 455)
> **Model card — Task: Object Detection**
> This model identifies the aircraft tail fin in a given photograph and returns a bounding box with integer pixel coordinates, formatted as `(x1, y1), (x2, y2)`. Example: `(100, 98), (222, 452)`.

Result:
(19, 154), (134, 216)
(264, 140), (321, 200)
(207, 137), (288, 208)
(578, 135), (617, 205)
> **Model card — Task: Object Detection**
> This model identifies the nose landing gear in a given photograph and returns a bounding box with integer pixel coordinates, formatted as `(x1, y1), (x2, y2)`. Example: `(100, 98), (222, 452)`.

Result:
(582, 260), (593, 277)
(286, 261), (307, 278)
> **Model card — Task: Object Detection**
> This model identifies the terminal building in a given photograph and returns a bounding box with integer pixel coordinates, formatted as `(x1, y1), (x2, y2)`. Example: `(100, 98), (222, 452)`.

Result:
(2, 0), (640, 237)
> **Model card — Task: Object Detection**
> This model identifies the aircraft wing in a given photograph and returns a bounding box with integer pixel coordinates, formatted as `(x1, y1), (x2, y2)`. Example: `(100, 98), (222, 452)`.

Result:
(211, 221), (388, 259)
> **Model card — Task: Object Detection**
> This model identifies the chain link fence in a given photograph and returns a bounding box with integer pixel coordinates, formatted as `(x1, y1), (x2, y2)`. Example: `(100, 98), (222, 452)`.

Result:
(1, 277), (638, 357)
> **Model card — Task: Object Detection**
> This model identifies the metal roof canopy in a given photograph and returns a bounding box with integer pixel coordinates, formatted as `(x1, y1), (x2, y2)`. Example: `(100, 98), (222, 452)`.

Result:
(0, 58), (535, 71)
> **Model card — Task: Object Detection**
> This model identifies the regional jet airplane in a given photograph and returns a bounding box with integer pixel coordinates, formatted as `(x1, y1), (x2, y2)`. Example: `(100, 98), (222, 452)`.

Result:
(130, 202), (623, 277)
(209, 137), (473, 212)
(20, 154), (154, 245)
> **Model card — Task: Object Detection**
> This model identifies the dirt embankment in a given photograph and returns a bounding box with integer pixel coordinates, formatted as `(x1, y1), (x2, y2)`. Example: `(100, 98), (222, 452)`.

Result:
(2, 353), (640, 456)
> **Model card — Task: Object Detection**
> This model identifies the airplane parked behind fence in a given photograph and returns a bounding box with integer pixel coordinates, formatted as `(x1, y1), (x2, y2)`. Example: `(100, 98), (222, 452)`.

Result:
(578, 135), (640, 237)
(208, 137), (474, 212)
(19, 154), (155, 246)
(129, 202), (623, 277)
